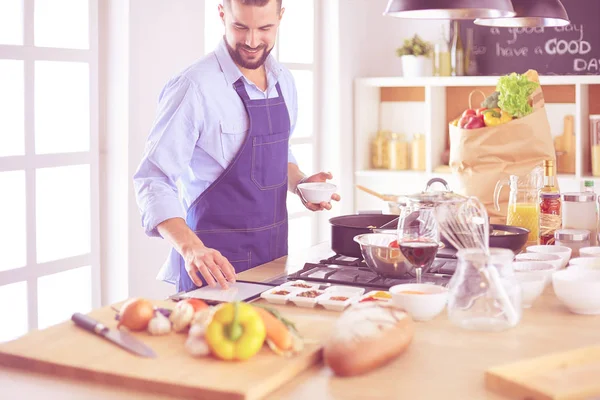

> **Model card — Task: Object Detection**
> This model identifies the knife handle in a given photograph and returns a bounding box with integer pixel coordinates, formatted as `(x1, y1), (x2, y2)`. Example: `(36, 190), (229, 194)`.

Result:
(72, 313), (108, 335)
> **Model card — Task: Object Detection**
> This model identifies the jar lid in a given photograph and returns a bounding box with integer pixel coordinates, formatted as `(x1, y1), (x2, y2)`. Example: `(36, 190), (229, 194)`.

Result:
(540, 192), (560, 199)
(554, 229), (590, 241)
(562, 192), (597, 202)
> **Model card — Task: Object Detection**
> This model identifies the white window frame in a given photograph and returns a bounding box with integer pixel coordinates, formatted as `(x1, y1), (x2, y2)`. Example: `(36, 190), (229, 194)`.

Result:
(0, 0), (100, 332)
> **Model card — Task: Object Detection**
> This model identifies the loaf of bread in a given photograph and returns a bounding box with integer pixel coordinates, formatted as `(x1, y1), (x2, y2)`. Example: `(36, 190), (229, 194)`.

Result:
(323, 302), (414, 377)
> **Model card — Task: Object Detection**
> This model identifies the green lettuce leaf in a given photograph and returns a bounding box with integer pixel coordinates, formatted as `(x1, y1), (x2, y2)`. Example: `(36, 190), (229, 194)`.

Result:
(496, 73), (539, 118)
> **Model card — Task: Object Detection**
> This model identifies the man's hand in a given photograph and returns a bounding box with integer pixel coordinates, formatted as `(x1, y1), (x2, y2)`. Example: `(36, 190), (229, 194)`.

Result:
(182, 243), (237, 289)
(296, 171), (341, 211)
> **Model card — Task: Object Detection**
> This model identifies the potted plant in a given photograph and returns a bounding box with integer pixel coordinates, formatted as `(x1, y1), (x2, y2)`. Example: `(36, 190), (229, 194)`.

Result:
(396, 35), (434, 78)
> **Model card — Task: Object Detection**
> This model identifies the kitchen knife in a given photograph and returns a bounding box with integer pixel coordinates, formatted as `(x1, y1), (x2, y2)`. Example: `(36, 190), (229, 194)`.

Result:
(71, 313), (157, 358)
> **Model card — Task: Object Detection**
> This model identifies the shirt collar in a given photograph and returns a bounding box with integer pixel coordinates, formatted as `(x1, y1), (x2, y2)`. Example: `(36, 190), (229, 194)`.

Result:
(214, 37), (283, 89)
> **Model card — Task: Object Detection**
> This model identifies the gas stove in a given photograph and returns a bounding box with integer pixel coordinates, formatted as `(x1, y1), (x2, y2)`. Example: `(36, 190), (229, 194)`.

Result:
(267, 253), (457, 290)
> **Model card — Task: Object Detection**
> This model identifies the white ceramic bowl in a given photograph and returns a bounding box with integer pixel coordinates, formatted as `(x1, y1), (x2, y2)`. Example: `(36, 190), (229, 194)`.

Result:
(512, 261), (555, 288)
(514, 252), (563, 271)
(526, 245), (572, 269)
(389, 283), (448, 322)
(568, 257), (600, 269)
(579, 246), (600, 258)
(297, 182), (337, 204)
(552, 269), (600, 315)
(514, 274), (545, 308)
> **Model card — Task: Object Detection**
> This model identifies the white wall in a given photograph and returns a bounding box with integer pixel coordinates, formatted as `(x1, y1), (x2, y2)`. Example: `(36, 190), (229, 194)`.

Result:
(100, 0), (206, 303)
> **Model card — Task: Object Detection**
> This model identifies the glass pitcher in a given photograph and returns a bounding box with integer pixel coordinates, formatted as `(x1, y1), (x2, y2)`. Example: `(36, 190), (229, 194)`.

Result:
(494, 168), (543, 243)
(447, 248), (522, 331)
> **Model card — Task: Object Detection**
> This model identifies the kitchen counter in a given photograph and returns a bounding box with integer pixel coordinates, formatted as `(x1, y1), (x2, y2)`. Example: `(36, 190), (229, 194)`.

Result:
(2, 242), (600, 400)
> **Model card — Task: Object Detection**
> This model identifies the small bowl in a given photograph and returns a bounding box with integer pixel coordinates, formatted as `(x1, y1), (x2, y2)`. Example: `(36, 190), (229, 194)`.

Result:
(552, 269), (600, 315)
(512, 261), (555, 287)
(514, 252), (563, 271)
(526, 245), (572, 269)
(514, 274), (545, 308)
(579, 247), (600, 258)
(389, 283), (448, 321)
(568, 257), (600, 269)
(297, 182), (337, 204)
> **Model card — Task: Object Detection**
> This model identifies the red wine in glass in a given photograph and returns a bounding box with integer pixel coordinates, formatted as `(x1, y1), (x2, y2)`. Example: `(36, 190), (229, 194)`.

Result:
(399, 240), (439, 273)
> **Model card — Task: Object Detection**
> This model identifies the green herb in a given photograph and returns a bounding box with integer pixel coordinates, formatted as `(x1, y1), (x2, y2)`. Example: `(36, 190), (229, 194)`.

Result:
(496, 73), (539, 118)
(481, 91), (500, 109)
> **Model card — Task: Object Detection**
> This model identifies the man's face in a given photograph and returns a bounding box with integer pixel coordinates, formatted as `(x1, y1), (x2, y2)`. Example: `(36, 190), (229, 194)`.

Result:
(220, 0), (283, 70)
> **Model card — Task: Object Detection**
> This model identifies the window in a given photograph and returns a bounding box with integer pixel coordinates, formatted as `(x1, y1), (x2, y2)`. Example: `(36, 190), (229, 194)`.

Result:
(204, 0), (319, 252)
(0, 0), (100, 342)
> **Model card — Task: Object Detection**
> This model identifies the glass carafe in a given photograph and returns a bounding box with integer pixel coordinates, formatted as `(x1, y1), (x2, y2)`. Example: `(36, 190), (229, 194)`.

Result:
(447, 248), (522, 331)
(494, 173), (542, 243)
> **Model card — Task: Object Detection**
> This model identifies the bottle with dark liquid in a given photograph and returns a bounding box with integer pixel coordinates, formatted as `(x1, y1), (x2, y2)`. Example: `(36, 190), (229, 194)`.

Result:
(539, 160), (561, 244)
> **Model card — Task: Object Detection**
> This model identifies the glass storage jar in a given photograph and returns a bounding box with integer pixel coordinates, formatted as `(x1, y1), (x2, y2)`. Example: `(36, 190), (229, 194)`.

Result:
(447, 248), (522, 332)
(554, 229), (590, 258)
(562, 192), (597, 246)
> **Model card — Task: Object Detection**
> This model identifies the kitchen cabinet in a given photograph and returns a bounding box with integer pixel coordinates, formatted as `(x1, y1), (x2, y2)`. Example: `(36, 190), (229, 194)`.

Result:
(353, 75), (600, 213)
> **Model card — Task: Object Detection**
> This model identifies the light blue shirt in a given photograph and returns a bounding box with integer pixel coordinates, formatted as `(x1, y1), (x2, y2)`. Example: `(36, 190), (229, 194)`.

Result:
(133, 39), (298, 237)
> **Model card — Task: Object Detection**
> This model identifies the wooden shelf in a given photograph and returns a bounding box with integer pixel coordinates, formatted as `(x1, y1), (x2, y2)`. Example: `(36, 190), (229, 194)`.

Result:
(352, 75), (600, 212)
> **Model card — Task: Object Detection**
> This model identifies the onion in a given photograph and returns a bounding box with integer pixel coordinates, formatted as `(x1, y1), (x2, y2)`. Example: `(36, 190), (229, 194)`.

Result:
(117, 298), (155, 331)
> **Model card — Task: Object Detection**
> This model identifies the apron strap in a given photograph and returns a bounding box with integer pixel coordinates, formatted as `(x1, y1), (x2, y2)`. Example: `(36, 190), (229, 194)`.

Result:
(275, 81), (284, 98)
(233, 78), (251, 101)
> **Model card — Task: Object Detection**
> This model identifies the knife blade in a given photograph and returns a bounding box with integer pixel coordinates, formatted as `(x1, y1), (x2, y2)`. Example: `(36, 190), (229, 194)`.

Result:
(71, 313), (157, 358)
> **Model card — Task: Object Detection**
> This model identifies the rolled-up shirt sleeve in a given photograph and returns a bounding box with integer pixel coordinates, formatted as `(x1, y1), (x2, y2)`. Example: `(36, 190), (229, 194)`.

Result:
(133, 75), (203, 237)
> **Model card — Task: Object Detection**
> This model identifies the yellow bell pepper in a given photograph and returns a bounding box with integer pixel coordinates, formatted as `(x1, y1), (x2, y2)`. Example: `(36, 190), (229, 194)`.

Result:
(206, 302), (266, 361)
(483, 108), (513, 127)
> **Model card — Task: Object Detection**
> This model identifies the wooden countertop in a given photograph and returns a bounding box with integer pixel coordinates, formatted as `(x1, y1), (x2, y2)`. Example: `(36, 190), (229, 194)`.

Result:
(2, 242), (600, 400)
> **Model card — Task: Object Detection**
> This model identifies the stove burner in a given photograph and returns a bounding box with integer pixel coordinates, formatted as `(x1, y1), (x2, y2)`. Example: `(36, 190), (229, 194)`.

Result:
(319, 254), (365, 267)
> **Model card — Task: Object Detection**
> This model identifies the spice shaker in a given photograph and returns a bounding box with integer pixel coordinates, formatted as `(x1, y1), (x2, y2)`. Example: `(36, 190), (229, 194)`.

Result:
(554, 229), (590, 258)
(561, 192), (598, 246)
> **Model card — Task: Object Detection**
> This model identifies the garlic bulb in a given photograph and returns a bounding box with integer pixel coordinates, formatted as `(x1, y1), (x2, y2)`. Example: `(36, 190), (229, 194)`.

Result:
(147, 311), (172, 335)
(188, 323), (207, 338)
(191, 307), (215, 327)
(185, 336), (210, 357)
(169, 301), (195, 332)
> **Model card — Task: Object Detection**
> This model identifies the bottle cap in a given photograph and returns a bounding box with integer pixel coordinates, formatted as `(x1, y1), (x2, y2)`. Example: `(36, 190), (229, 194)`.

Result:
(555, 229), (590, 242)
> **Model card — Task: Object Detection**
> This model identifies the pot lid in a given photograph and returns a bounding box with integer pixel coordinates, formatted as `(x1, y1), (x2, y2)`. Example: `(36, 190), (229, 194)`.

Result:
(404, 178), (467, 205)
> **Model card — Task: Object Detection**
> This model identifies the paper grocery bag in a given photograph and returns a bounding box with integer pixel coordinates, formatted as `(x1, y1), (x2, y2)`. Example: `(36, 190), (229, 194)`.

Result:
(449, 107), (556, 224)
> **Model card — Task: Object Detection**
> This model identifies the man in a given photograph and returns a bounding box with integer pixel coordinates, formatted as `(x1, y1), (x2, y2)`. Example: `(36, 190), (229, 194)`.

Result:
(133, 0), (340, 293)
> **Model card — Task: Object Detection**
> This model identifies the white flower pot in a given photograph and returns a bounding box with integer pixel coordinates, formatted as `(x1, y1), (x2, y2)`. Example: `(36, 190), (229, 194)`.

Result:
(401, 55), (433, 78)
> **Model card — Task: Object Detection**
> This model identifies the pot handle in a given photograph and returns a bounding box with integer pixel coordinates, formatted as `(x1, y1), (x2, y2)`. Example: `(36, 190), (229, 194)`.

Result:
(424, 178), (450, 193)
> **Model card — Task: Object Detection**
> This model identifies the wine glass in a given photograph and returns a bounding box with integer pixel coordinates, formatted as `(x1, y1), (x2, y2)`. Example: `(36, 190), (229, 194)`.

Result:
(397, 202), (440, 283)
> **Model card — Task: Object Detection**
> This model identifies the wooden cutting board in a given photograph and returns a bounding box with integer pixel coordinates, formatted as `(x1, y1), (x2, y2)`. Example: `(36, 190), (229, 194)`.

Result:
(0, 300), (336, 400)
(485, 345), (600, 400)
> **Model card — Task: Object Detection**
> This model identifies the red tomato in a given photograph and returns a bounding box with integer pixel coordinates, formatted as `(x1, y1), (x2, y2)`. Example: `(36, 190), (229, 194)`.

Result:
(389, 240), (399, 248)
(183, 298), (209, 312)
(461, 109), (477, 118)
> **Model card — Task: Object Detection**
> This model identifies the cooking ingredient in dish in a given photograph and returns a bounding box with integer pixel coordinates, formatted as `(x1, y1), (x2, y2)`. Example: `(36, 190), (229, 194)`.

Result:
(291, 283), (313, 288)
(373, 291), (392, 299)
(185, 335), (211, 357)
(359, 296), (381, 303)
(297, 290), (322, 298)
(170, 301), (195, 333)
(330, 296), (350, 302)
(206, 302), (266, 361)
(507, 203), (539, 242)
(399, 241), (438, 268)
(253, 306), (294, 352)
(117, 298), (155, 331)
(272, 290), (290, 296)
(401, 291), (427, 295)
(147, 310), (172, 335)
(389, 240), (399, 249)
(323, 302), (414, 377)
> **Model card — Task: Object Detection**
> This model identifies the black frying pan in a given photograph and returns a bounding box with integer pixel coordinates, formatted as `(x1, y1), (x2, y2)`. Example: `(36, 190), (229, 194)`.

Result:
(329, 214), (399, 258)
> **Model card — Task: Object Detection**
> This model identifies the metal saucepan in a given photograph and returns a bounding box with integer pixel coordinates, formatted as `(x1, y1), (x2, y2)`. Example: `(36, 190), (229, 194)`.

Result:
(329, 214), (398, 258)
(353, 233), (413, 277)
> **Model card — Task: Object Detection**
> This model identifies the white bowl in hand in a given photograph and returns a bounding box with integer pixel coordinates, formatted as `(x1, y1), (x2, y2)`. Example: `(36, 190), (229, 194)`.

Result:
(297, 182), (337, 204)
(552, 269), (600, 315)
(526, 245), (572, 269)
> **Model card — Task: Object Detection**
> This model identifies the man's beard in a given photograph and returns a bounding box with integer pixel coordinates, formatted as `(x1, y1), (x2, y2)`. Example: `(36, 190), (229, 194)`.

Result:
(225, 39), (272, 70)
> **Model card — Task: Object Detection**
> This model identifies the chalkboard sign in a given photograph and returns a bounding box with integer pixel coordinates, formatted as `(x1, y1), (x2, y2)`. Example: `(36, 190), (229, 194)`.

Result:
(460, 0), (600, 75)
